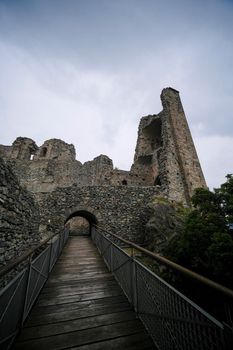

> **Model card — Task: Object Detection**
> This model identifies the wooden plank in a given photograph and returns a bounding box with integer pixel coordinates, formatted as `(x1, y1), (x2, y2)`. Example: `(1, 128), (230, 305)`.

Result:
(36, 288), (123, 307)
(19, 310), (137, 340)
(70, 332), (155, 350)
(52, 263), (107, 270)
(13, 236), (156, 349)
(14, 319), (146, 350)
(26, 300), (131, 326)
(40, 280), (118, 298)
(50, 268), (109, 276)
(44, 275), (114, 288)
(39, 286), (120, 301)
(45, 272), (112, 285)
(30, 295), (128, 317)
(42, 275), (115, 290)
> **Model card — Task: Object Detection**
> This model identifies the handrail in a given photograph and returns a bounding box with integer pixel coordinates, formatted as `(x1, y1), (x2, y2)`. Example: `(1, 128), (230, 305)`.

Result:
(92, 225), (232, 348)
(0, 231), (60, 278)
(0, 227), (69, 349)
(94, 225), (233, 299)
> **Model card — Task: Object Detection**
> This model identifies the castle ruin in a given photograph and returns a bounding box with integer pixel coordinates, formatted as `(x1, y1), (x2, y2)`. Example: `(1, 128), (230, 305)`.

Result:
(0, 88), (206, 203)
(0, 88), (207, 265)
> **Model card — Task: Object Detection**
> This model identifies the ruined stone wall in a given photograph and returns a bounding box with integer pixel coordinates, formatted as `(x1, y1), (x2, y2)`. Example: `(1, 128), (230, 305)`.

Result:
(0, 157), (40, 266)
(7, 158), (82, 193)
(1, 138), (83, 193)
(10, 137), (38, 160)
(33, 138), (76, 162)
(0, 88), (207, 205)
(77, 155), (114, 186)
(131, 115), (162, 185)
(36, 185), (160, 243)
(0, 138), (147, 192)
(0, 145), (12, 159)
(131, 88), (207, 204)
(160, 88), (206, 204)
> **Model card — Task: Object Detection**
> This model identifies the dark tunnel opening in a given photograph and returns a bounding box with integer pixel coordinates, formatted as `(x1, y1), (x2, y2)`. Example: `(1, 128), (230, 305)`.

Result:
(64, 210), (98, 236)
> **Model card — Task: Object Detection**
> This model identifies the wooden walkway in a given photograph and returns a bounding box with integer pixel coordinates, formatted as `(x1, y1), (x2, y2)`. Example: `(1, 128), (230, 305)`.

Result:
(14, 236), (156, 350)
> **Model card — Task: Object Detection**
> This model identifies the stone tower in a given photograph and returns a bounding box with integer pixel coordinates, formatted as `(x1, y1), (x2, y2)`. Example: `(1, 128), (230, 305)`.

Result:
(131, 87), (206, 205)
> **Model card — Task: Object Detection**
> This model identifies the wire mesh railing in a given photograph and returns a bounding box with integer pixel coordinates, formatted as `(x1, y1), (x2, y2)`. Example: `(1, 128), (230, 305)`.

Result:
(0, 227), (69, 350)
(92, 226), (233, 350)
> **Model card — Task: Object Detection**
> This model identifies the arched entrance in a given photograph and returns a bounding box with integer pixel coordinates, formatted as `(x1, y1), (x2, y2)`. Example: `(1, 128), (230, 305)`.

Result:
(64, 209), (98, 236)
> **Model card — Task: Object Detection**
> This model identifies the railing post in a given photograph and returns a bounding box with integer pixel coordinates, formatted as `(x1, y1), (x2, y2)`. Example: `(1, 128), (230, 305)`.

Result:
(61, 229), (65, 249)
(131, 252), (138, 313)
(57, 231), (62, 258)
(110, 244), (113, 272)
(65, 227), (70, 243)
(47, 238), (53, 275)
(21, 256), (32, 325)
(91, 225), (95, 242)
(223, 323), (233, 350)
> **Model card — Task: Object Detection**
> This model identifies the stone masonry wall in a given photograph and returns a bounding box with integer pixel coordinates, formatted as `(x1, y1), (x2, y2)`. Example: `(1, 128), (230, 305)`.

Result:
(131, 88), (207, 204)
(0, 157), (40, 267)
(0, 138), (148, 193)
(36, 185), (160, 243)
(160, 88), (206, 204)
(0, 89), (206, 205)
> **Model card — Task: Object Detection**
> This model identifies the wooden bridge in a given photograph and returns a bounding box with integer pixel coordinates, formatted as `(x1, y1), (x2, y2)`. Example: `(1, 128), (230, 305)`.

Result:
(1, 226), (232, 350)
(13, 236), (155, 349)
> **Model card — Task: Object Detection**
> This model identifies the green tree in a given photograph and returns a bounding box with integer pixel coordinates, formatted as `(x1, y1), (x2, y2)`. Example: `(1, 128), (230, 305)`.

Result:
(165, 175), (233, 288)
(215, 174), (233, 225)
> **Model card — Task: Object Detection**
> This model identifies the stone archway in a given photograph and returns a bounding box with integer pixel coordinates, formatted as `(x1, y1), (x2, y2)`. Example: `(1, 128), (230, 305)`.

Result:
(64, 208), (98, 236)
(37, 185), (159, 242)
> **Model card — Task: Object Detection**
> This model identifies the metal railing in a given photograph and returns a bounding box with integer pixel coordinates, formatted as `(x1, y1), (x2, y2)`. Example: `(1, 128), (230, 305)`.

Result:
(0, 227), (69, 350)
(92, 226), (233, 350)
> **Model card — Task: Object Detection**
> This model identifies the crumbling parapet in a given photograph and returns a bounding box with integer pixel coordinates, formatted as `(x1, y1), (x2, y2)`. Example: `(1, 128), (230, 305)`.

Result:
(0, 145), (12, 159)
(33, 139), (76, 162)
(10, 137), (38, 160)
(80, 155), (114, 185)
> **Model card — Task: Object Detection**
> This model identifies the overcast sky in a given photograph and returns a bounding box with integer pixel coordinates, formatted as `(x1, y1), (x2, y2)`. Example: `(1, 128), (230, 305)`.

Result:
(0, 0), (232, 189)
